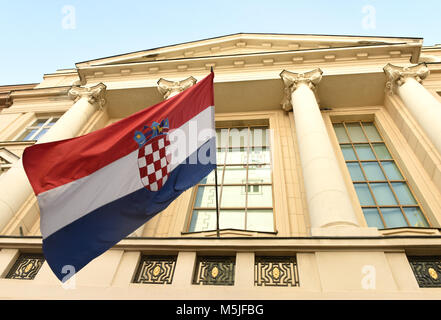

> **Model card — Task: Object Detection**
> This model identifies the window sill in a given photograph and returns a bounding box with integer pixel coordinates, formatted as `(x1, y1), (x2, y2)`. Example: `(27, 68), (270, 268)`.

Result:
(379, 227), (440, 236)
(181, 228), (278, 238)
(0, 140), (36, 146)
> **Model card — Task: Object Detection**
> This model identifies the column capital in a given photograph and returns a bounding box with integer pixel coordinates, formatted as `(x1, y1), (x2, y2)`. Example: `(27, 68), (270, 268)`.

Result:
(279, 68), (323, 111)
(157, 76), (197, 100)
(383, 63), (429, 95)
(68, 83), (107, 109)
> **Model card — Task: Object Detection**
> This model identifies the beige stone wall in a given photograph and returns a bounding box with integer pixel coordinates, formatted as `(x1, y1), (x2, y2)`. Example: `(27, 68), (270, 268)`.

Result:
(0, 237), (440, 299)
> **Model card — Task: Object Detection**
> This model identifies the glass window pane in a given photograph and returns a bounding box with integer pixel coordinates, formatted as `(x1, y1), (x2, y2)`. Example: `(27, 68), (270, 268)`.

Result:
(370, 183), (398, 205)
(34, 128), (48, 141)
(34, 118), (49, 127)
(17, 129), (37, 141)
(381, 162), (403, 180)
(346, 123), (368, 142)
(248, 165), (271, 183)
(373, 143), (392, 160)
(341, 145), (357, 161)
(403, 208), (429, 227)
(220, 210), (245, 229)
(354, 183), (375, 206)
(216, 129), (229, 148)
(225, 148), (247, 164)
(247, 210), (274, 232)
(250, 127), (270, 147)
(333, 124), (350, 143)
(391, 182), (417, 205)
(354, 144), (376, 160)
(347, 163), (365, 181)
(362, 123), (382, 141)
(189, 210), (216, 232)
(216, 148), (226, 164)
(361, 162), (386, 181)
(381, 208), (407, 228)
(229, 128), (249, 148)
(48, 118), (59, 126)
(247, 185), (272, 207)
(194, 186), (217, 208)
(363, 208), (384, 229)
(223, 166), (247, 184)
(249, 147), (270, 164)
(199, 167), (223, 184)
(221, 186), (246, 207)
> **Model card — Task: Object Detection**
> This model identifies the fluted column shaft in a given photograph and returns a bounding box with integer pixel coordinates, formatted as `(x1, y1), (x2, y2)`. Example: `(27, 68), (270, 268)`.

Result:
(281, 69), (359, 230)
(0, 83), (106, 231)
(384, 63), (441, 156)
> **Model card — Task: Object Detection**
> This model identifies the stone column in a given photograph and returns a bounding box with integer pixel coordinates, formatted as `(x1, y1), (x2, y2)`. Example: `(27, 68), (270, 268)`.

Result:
(280, 69), (361, 234)
(0, 83), (106, 231)
(129, 76), (197, 237)
(384, 63), (441, 156)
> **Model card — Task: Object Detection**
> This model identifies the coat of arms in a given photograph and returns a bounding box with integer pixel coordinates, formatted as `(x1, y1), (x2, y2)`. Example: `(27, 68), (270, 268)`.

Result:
(134, 119), (171, 191)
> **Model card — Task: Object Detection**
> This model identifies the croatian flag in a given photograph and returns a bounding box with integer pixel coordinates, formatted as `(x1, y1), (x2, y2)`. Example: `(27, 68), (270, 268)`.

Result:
(23, 72), (216, 281)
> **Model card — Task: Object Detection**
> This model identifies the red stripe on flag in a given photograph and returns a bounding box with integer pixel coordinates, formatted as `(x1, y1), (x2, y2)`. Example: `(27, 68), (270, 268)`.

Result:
(23, 72), (214, 195)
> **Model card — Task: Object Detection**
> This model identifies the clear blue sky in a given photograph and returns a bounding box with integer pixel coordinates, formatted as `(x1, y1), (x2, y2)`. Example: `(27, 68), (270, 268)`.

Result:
(0, 0), (440, 85)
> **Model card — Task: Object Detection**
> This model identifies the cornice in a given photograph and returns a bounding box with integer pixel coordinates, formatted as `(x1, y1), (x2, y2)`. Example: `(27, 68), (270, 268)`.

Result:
(77, 43), (420, 85)
(75, 32), (422, 68)
(9, 86), (72, 100)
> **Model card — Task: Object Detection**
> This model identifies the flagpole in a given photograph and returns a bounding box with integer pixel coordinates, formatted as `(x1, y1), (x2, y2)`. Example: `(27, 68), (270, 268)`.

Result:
(210, 66), (220, 238)
(214, 167), (220, 238)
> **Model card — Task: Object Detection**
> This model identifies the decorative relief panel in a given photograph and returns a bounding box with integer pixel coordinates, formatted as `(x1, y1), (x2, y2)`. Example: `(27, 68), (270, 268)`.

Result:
(6, 254), (45, 280)
(408, 256), (441, 287)
(193, 256), (235, 286)
(133, 255), (177, 284)
(254, 256), (299, 287)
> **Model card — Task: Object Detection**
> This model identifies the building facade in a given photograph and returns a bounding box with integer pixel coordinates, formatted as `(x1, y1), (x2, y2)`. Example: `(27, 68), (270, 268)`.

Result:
(1, 33), (441, 299)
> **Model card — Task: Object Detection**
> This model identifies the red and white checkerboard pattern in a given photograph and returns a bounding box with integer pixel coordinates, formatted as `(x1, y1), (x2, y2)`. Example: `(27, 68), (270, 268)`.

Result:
(137, 135), (171, 191)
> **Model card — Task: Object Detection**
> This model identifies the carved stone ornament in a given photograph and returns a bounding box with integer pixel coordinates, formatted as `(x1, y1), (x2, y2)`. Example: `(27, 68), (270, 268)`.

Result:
(157, 76), (197, 100)
(383, 63), (429, 95)
(68, 83), (107, 109)
(279, 68), (323, 111)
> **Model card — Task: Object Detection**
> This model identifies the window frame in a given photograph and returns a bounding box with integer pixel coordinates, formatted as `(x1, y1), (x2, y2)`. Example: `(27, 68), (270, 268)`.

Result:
(333, 120), (430, 229)
(326, 108), (439, 232)
(13, 116), (59, 141)
(185, 122), (276, 234)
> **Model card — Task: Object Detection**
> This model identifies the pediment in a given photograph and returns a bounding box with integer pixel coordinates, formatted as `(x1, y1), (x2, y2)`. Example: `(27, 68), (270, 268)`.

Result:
(76, 33), (423, 68)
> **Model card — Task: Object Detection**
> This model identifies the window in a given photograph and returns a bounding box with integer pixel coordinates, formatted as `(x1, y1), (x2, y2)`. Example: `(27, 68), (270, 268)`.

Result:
(193, 256), (236, 286)
(5, 253), (45, 280)
(333, 121), (430, 229)
(15, 117), (58, 141)
(408, 256), (441, 287)
(188, 126), (274, 233)
(132, 255), (177, 284)
(255, 256), (300, 287)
